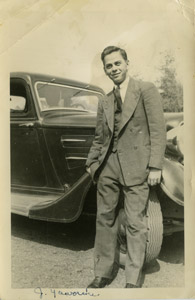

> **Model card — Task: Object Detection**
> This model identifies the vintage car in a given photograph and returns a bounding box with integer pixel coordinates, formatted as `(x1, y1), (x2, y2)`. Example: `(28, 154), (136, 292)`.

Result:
(10, 72), (184, 264)
(10, 72), (102, 221)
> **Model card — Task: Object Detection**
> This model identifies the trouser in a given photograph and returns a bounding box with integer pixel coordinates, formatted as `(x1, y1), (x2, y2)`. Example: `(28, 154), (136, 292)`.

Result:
(94, 151), (149, 285)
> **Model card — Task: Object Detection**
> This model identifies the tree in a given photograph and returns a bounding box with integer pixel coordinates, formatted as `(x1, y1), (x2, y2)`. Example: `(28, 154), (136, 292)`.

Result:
(157, 52), (183, 112)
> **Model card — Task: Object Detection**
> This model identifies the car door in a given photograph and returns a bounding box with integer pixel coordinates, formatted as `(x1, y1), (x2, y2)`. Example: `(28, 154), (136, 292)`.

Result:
(34, 81), (99, 187)
(10, 78), (47, 188)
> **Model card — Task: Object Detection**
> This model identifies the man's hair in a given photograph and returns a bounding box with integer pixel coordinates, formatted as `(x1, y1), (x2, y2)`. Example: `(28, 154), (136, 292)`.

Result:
(101, 46), (128, 64)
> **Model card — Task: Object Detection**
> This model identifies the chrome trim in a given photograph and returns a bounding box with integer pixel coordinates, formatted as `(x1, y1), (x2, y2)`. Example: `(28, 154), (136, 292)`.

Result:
(66, 157), (87, 160)
(61, 138), (86, 142)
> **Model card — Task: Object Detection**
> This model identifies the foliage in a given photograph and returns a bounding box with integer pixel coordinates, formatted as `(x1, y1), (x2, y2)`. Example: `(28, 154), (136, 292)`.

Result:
(157, 52), (183, 112)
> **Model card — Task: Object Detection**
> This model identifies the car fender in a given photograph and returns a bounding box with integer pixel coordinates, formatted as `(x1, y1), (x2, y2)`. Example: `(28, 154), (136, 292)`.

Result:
(160, 158), (184, 206)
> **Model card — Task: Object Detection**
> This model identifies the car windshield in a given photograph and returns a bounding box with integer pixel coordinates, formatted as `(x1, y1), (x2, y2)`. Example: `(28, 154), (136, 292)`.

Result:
(35, 81), (101, 113)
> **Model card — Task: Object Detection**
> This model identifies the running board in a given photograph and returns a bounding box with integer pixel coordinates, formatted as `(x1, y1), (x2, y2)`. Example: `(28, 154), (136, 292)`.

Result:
(11, 192), (62, 217)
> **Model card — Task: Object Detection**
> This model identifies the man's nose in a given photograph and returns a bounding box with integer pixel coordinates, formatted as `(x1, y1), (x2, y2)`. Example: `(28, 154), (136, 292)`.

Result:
(112, 65), (118, 72)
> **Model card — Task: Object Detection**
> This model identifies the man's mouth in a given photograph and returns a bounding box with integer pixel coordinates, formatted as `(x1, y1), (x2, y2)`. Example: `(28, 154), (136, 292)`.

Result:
(112, 73), (120, 77)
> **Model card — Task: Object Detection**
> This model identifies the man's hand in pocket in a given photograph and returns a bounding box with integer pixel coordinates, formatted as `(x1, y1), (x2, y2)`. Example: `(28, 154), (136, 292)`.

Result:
(86, 167), (91, 174)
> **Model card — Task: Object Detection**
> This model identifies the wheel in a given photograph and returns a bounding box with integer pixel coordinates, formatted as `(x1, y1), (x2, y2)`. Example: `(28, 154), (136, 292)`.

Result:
(118, 188), (163, 267)
(145, 188), (163, 263)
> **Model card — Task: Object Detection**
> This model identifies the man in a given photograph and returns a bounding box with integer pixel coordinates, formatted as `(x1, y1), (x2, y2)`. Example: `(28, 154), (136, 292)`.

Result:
(85, 46), (166, 288)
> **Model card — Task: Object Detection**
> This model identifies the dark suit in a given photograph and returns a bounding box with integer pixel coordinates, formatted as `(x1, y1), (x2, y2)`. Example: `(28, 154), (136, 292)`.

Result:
(86, 77), (166, 285)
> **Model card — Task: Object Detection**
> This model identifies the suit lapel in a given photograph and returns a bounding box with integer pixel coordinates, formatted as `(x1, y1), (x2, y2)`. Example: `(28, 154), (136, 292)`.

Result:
(101, 78), (141, 133)
(119, 78), (141, 133)
(102, 92), (114, 132)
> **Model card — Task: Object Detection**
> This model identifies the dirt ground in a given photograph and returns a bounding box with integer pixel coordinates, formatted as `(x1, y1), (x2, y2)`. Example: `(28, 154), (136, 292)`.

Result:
(11, 213), (184, 289)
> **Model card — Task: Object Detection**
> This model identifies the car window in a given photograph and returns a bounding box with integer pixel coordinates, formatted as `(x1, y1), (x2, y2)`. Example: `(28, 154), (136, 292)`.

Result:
(35, 81), (101, 113)
(10, 95), (26, 112)
(10, 78), (36, 118)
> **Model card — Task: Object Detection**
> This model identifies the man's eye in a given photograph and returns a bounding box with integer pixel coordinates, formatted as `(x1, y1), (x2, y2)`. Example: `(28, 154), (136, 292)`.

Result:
(115, 62), (121, 66)
(106, 65), (112, 69)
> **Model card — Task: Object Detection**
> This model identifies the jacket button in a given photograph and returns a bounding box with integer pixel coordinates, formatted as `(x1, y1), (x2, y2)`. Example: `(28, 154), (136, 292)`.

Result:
(134, 146), (138, 150)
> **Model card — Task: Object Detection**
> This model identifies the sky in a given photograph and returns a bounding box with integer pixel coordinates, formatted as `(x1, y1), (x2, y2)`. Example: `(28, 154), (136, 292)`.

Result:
(1, 0), (193, 92)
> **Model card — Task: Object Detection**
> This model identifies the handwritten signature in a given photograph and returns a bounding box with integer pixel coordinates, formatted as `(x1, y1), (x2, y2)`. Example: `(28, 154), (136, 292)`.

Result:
(34, 287), (100, 298)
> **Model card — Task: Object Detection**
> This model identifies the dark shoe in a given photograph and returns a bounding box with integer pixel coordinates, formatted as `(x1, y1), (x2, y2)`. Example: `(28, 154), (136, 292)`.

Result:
(125, 283), (140, 288)
(87, 276), (111, 288)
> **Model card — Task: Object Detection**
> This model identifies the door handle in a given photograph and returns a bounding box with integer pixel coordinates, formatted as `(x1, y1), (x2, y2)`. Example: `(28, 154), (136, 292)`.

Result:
(19, 122), (34, 128)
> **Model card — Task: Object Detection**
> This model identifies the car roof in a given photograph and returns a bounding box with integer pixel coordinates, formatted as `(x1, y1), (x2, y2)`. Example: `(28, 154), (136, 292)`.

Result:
(10, 72), (104, 94)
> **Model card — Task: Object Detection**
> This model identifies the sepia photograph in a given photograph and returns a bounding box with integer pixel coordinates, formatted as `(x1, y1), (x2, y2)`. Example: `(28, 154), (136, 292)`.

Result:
(0, 0), (195, 299)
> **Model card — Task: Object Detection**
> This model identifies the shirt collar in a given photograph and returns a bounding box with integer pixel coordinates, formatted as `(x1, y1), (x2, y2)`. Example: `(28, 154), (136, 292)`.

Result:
(114, 75), (130, 90)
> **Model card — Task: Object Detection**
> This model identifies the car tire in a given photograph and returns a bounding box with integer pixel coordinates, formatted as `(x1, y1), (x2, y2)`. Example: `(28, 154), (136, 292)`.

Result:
(118, 188), (163, 267)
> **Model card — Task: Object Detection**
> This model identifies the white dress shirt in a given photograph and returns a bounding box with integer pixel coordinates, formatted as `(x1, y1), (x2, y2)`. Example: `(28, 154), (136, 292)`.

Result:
(115, 76), (130, 103)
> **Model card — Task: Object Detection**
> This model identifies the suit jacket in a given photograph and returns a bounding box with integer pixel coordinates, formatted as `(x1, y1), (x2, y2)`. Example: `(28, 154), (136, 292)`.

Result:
(86, 77), (166, 186)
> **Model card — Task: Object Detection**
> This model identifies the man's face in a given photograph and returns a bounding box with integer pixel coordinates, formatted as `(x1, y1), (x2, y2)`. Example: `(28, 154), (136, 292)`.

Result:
(103, 51), (129, 85)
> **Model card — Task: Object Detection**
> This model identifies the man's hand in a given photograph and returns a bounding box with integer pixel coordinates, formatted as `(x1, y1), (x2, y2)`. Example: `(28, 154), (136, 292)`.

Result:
(147, 168), (162, 186)
(86, 167), (91, 174)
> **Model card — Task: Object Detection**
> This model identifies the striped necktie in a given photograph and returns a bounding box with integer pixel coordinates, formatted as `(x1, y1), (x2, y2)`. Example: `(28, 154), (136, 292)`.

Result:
(114, 85), (122, 111)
